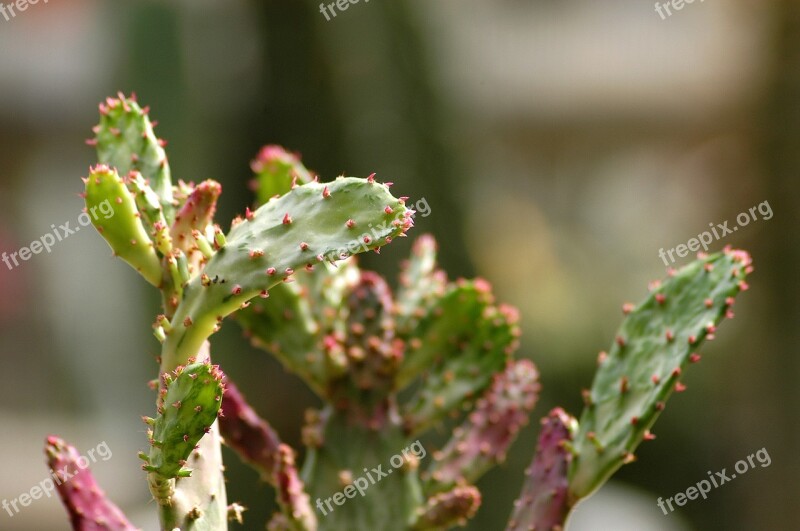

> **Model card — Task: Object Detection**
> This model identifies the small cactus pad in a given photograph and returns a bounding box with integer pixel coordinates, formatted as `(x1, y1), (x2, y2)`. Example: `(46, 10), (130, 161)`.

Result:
(84, 165), (162, 287)
(171, 179), (221, 255)
(162, 177), (412, 369)
(425, 360), (540, 492)
(44, 436), (138, 531)
(401, 280), (521, 433)
(506, 408), (576, 531)
(394, 234), (447, 336)
(94, 93), (174, 222)
(568, 249), (753, 500)
(219, 378), (283, 483)
(126, 171), (169, 243)
(412, 485), (481, 531)
(251, 145), (314, 204)
(144, 362), (225, 480)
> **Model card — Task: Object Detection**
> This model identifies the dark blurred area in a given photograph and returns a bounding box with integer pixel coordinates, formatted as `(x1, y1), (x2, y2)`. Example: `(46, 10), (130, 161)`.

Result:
(0, 0), (796, 529)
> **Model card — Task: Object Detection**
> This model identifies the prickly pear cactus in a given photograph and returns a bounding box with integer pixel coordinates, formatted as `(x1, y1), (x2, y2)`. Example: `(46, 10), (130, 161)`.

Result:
(52, 93), (415, 531)
(214, 144), (540, 531)
(51, 93), (754, 531)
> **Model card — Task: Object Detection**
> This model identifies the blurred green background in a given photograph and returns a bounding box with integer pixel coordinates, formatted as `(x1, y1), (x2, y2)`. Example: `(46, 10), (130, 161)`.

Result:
(0, 1), (796, 529)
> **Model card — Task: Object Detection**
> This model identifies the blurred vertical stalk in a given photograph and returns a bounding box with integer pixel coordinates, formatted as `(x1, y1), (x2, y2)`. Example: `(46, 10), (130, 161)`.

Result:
(757, 0), (800, 528)
(255, 0), (474, 276)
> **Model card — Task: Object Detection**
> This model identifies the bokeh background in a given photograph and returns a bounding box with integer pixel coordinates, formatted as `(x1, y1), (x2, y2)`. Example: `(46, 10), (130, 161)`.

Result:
(0, 0), (797, 529)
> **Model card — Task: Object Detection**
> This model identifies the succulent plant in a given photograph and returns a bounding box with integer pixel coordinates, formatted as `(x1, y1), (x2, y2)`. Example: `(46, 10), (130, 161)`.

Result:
(47, 94), (753, 531)
(57, 94), (412, 530)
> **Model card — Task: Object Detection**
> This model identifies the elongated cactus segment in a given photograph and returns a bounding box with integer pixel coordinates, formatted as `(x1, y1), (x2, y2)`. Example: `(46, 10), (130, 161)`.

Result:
(219, 378), (283, 483)
(45, 436), (138, 531)
(143, 361), (225, 481)
(251, 145), (314, 204)
(218, 380), (310, 530)
(425, 360), (540, 493)
(394, 234), (447, 336)
(412, 486), (481, 531)
(273, 444), (317, 531)
(568, 248), (753, 500)
(506, 408), (576, 531)
(94, 93), (174, 223)
(84, 165), (162, 287)
(402, 280), (521, 434)
(126, 171), (169, 244)
(163, 177), (413, 370)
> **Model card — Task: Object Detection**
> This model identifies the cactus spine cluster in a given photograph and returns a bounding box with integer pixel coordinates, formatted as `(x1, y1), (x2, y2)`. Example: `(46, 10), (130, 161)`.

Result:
(46, 94), (753, 531)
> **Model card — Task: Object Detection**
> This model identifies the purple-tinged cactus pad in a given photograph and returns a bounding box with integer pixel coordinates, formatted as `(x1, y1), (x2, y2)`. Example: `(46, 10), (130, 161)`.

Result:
(45, 436), (138, 531)
(507, 408), (576, 531)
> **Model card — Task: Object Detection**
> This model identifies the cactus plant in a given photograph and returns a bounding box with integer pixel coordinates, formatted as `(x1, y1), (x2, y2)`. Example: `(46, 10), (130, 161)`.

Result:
(47, 94), (753, 531)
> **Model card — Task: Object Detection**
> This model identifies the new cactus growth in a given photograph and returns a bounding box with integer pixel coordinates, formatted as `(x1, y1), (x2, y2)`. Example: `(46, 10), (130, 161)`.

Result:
(48, 94), (753, 531)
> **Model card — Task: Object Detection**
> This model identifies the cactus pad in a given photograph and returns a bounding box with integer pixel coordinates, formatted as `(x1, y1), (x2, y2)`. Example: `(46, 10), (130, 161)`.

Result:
(45, 436), (138, 531)
(568, 248), (753, 500)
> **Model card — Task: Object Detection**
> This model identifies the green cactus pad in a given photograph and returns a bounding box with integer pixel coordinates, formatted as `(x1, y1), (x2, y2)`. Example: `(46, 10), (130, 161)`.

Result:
(127, 171), (169, 242)
(94, 93), (175, 223)
(144, 362), (225, 480)
(394, 234), (447, 337)
(84, 165), (162, 287)
(568, 248), (753, 500)
(162, 177), (412, 369)
(301, 409), (424, 531)
(401, 280), (521, 433)
(251, 145), (314, 205)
